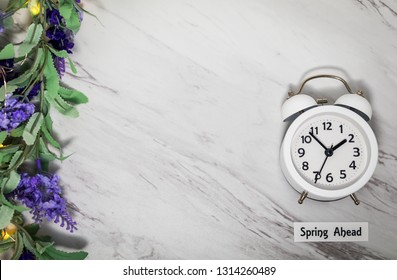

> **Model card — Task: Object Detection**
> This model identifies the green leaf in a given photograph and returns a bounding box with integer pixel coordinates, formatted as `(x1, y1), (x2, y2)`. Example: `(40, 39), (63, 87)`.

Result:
(0, 44), (15, 60)
(44, 52), (60, 100)
(59, 1), (74, 20)
(8, 48), (43, 87)
(44, 114), (53, 133)
(0, 145), (21, 156)
(11, 233), (24, 260)
(21, 233), (39, 258)
(7, 150), (24, 171)
(41, 124), (61, 149)
(62, 5), (81, 33)
(3, 171), (20, 194)
(0, 145), (21, 165)
(0, 191), (28, 212)
(0, 240), (15, 253)
(17, 23), (43, 57)
(36, 241), (54, 254)
(49, 48), (69, 59)
(7, 72), (31, 87)
(0, 205), (14, 229)
(41, 245), (88, 260)
(38, 137), (71, 161)
(0, 131), (7, 144)
(49, 47), (78, 74)
(37, 253), (51, 260)
(10, 124), (26, 138)
(47, 94), (79, 118)
(59, 87), (88, 104)
(0, 144), (20, 157)
(34, 235), (52, 243)
(24, 223), (40, 237)
(38, 138), (56, 161)
(23, 112), (44, 145)
(68, 57), (78, 74)
(69, 9), (82, 33)
(41, 160), (50, 172)
(0, 84), (18, 102)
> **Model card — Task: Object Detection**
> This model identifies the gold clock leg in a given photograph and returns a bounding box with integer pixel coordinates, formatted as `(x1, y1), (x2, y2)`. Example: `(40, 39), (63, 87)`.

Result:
(298, 191), (308, 204)
(316, 98), (328, 104)
(350, 193), (360, 205)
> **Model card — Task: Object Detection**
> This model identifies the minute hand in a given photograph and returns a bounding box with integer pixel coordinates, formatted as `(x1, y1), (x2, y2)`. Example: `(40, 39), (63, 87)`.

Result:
(309, 132), (327, 150)
(332, 139), (347, 152)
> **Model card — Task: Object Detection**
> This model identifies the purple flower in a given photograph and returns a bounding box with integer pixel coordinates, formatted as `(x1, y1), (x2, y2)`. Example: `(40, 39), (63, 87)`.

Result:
(19, 249), (36, 260)
(11, 173), (77, 233)
(46, 26), (75, 53)
(53, 55), (66, 77)
(45, 8), (76, 77)
(13, 82), (41, 100)
(46, 9), (63, 26)
(45, 8), (75, 54)
(0, 95), (35, 132)
(27, 82), (41, 99)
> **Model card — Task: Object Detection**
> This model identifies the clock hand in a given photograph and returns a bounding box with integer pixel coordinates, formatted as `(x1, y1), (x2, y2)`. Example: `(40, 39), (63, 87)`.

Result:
(319, 156), (329, 174)
(314, 144), (333, 183)
(315, 139), (346, 183)
(314, 155), (329, 183)
(309, 132), (327, 150)
(332, 138), (347, 152)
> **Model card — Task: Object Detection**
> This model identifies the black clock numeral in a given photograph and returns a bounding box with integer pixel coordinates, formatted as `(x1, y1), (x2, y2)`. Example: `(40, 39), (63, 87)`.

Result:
(326, 173), (333, 182)
(310, 126), (319, 135)
(301, 135), (312, 144)
(339, 124), (343, 134)
(348, 134), (355, 143)
(349, 160), (356, 170)
(322, 122), (332, 130)
(340, 170), (346, 179)
(353, 147), (360, 157)
(302, 161), (309, 171)
(313, 171), (321, 183)
(298, 148), (305, 157)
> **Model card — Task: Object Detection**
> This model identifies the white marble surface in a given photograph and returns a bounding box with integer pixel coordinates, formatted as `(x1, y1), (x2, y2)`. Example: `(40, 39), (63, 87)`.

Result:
(49, 0), (397, 259)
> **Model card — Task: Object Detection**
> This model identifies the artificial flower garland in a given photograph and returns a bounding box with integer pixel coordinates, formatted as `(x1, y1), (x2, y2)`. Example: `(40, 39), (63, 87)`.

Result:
(0, 0), (88, 260)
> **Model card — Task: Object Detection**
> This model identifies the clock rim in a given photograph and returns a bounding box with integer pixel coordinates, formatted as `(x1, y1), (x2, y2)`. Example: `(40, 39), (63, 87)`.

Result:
(280, 105), (378, 200)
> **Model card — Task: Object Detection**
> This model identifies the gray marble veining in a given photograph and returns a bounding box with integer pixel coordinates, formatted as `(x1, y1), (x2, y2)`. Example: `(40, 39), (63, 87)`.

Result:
(40, 0), (397, 259)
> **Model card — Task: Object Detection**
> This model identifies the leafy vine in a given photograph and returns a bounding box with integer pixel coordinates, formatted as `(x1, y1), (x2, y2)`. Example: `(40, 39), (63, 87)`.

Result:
(0, 0), (88, 260)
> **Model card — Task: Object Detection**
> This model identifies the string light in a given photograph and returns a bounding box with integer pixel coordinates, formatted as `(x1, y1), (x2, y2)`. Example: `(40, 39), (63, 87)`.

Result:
(28, 0), (41, 16)
(1, 224), (17, 241)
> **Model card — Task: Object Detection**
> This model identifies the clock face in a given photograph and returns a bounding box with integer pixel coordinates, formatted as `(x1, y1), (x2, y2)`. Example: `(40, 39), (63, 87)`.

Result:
(291, 113), (368, 190)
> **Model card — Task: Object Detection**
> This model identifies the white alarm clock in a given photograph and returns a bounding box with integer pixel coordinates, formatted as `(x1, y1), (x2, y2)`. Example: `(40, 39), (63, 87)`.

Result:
(280, 75), (378, 204)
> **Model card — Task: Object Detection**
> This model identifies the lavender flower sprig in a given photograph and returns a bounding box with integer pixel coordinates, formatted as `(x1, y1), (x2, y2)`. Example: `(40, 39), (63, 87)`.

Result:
(11, 173), (77, 233)
(0, 94), (35, 132)
(46, 8), (76, 77)
(0, 0), (88, 260)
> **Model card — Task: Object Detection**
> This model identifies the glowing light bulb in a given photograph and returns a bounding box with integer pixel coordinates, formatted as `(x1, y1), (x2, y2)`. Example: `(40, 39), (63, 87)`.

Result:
(1, 224), (17, 240)
(28, 0), (41, 16)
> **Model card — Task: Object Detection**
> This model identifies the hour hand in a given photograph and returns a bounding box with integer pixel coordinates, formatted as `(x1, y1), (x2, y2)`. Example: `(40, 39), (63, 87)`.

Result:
(332, 138), (347, 152)
(309, 132), (327, 150)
